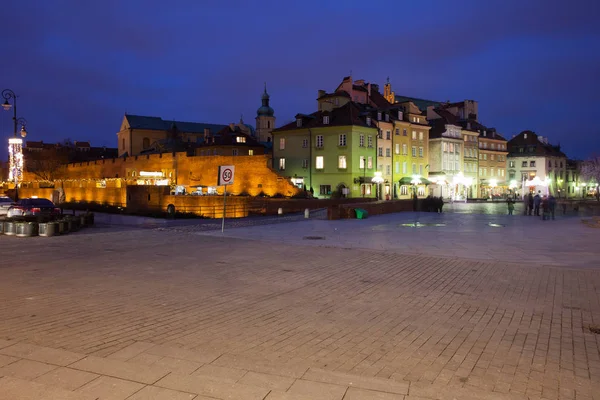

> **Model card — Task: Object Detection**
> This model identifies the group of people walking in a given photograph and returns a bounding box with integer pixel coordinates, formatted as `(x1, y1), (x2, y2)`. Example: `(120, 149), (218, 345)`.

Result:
(511, 191), (557, 220)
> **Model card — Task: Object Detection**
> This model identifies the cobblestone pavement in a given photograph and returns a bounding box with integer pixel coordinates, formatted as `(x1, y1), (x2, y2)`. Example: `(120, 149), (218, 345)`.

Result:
(0, 214), (599, 399)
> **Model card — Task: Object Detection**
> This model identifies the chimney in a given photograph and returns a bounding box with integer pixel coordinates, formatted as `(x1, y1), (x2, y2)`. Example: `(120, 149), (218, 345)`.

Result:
(318, 90), (326, 98)
(204, 128), (210, 140)
(367, 83), (372, 97)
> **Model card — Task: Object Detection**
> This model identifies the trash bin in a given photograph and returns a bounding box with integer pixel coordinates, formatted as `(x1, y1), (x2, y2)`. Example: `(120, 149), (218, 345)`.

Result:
(355, 208), (368, 219)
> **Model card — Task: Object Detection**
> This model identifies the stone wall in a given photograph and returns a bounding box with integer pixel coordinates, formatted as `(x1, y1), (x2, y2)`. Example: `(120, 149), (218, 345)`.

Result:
(332, 199), (415, 219)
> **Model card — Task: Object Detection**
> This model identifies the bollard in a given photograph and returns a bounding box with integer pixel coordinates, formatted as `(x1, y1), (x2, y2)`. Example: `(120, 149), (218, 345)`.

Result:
(304, 208), (310, 219)
(278, 207), (283, 215)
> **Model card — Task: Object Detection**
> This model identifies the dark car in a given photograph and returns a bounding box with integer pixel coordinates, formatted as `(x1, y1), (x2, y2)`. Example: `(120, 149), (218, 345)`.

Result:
(6, 198), (62, 219)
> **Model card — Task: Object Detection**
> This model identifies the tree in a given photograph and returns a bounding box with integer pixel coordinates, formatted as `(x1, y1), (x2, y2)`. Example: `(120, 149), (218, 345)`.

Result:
(26, 148), (69, 181)
(580, 156), (600, 201)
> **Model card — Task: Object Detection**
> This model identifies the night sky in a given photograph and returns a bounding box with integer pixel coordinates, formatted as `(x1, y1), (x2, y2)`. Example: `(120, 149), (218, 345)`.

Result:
(1, 0), (599, 161)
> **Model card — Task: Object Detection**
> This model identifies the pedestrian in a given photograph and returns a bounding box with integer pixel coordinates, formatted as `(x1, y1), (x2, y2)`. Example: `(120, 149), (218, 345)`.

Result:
(507, 198), (515, 215)
(548, 195), (557, 220)
(541, 195), (549, 220)
(523, 195), (529, 215)
(528, 193), (534, 216)
(533, 191), (541, 216)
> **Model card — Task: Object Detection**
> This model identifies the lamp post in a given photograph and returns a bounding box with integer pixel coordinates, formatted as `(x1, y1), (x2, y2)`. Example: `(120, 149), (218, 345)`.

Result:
(2, 89), (28, 202)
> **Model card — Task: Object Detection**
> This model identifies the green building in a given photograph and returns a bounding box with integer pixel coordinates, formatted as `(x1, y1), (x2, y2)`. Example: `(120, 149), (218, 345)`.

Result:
(272, 102), (379, 198)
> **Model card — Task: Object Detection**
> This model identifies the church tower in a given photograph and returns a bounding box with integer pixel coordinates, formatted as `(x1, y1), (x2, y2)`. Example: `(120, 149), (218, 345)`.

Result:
(255, 83), (275, 143)
(383, 77), (395, 104)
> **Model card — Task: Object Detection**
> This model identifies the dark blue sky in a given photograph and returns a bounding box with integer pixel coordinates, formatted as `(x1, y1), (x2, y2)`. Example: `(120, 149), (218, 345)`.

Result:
(1, 0), (599, 161)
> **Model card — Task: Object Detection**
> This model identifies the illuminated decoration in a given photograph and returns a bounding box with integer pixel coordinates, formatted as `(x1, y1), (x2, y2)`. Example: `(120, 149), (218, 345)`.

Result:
(410, 174), (422, 185)
(509, 180), (518, 190)
(525, 176), (548, 187)
(8, 137), (23, 183)
(489, 179), (498, 188)
(139, 171), (163, 177)
(371, 171), (384, 184)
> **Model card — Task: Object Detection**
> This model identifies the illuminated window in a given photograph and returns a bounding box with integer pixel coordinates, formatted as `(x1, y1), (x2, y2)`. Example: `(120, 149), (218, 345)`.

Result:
(395, 144), (400, 154)
(402, 144), (407, 155)
(302, 159), (308, 168)
(316, 156), (324, 169)
(402, 161), (407, 174)
(279, 158), (285, 170)
(248, 149), (254, 156)
(401, 185), (408, 195)
(362, 184), (372, 195)
(279, 138), (285, 150)
(338, 155), (347, 169)
(359, 156), (365, 169)
(319, 185), (331, 195)
(412, 131), (417, 140)
(367, 156), (373, 169)
(395, 162), (400, 173)
(236, 136), (246, 143)
(419, 131), (423, 141)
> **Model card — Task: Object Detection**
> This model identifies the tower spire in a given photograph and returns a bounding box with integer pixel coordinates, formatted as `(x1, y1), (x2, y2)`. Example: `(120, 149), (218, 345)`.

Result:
(264, 82), (267, 93)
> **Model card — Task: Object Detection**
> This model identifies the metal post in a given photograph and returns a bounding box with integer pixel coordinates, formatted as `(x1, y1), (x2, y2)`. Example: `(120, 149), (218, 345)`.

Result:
(221, 185), (227, 232)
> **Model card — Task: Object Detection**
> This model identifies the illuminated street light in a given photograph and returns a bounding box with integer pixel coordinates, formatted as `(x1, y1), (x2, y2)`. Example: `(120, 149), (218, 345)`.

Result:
(2, 89), (29, 201)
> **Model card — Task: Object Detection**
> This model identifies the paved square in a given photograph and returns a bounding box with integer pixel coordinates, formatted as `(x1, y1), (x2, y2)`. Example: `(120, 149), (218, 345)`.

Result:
(0, 211), (599, 399)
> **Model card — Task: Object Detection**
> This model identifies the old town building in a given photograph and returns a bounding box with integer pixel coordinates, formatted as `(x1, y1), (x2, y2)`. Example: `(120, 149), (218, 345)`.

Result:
(507, 130), (567, 197)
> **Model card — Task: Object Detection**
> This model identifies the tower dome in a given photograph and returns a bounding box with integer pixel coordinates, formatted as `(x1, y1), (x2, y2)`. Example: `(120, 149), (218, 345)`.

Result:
(257, 83), (274, 117)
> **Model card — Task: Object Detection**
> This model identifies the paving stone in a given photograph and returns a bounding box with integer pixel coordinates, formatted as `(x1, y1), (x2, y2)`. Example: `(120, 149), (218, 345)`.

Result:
(70, 356), (170, 384)
(0, 339), (15, 349)
(34, 366), (99, 391)
(344, 387), (405, 399)
(144, 344), (220, 364)
(0, 358), (57, 380)
(152, 356), (203, 375)
(265, 391), (320, 400)
(212, 353), (309, 378)
(287, 379), (347, 400)
(107, 341), (156, 361)
(0, 376), (96, 400)
(156, 372), (269, 399)
(76, 375), (145, 399)
(237, 371), (296, 391)
(0, 353), (19, 367)
(192, 364), (247, 383)
(0, 342), (85, 366)
(126, 385), (197, 399)
(303, 367), (409, 395)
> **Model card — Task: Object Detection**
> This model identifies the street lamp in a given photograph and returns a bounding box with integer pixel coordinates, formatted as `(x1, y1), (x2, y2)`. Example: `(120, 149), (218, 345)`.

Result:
(2, 89), (28, 201)
(372, 171), (384, 200)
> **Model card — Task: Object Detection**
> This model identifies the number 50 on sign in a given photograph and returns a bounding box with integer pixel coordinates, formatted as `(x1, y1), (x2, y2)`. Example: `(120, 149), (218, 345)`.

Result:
(218, 165), (235, 186)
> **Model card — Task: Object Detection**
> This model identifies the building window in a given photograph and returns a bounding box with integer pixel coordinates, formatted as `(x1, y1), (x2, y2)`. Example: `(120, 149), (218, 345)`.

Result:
(386, 130), (391, 140)
(419, 164), (423, 175)
(386, 148), (391, 157)
(359, 134), (365, 147)
(490, 154), (494, 160)
(419, 147), (423, 157)
(522, 161), (527, 167)
(378, 164), (383, 172)
(279, 138), (285, 150)
(249, 149), (254, 156)
(402, 161), (407, 174)
(395, 128), (400, 136)
(412, 163), (416, 174)
(402, 144), (407, 155)
(359, 156), (365, 169)
(142, 137), (150, 149)
(385, 114), (389, 122)
(530, 161), (536, 167)
(296, 118), (302, 127)
(362, 184), (372, 195)
(395, 143), (400, 154)
(268, 121), (271, 129)
(302, 139), (308, 148)
(323, 116), (329, 124)
(302, 159), (308, 168)
(401, 185), (408, 195)
(319, 185), (331, 196)
(403, 129), (407, 136)
(236, 136), (246, 143)
(338, 155), (347, 169)
(412, 131), (417, 140)
(279, 158), (285, 170)
(378, 130), (383, 139)
(483, 154), (487, 160)
(412, 146), (417, 157)
(377, 112), (382, 120)
(419, 131), (423, 141)
(378, 147), (383, 156)
(367, 156), (373, 169)
(386, 165), (391, 175)
(316, 135), (324, 148)
(367, 136), (373, 148)
(339, 134), (347, 146)
(316, 156), (324, 169)
(443, 142), (447, 152)
(366, 116), (371, 125)
(395, 162), (400, 173)
(232, 149), (238, 156)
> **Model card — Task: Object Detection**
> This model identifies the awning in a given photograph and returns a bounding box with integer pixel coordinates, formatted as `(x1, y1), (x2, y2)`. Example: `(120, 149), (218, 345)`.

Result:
(398, 177), (432, 185)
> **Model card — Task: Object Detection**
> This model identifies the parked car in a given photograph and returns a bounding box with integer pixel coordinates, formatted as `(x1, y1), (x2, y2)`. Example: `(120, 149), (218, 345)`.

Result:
(0, 196), (14, 216)
(6, 198), (62, 219)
